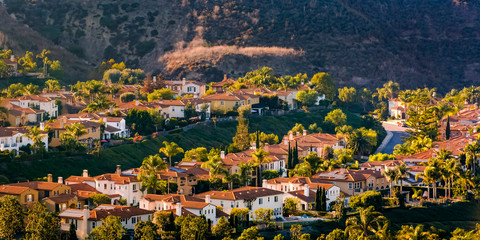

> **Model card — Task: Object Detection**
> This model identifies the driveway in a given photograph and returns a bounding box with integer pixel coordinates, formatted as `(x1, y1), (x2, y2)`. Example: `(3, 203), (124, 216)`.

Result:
(378, 122), (409, 154)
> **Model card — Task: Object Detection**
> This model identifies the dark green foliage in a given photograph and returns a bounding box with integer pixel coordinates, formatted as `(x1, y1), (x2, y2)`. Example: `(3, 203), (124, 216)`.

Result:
(125, 109), (155, 135)
(349, 191), (383, 211)
(69, 222), (78, 240)
(445, 116), (451, 140)
(136, 41), (156, 57)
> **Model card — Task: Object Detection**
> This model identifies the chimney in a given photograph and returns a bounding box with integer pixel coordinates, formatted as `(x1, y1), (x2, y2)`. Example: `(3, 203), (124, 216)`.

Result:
(153, 76), (157, 83)
(81, 205), (89, 239)
(303, 130), (307, 136)
(135, 100), (139, 106)
(40, 122), (45, 131)
(205, 195), (211, 203)
(58, 177), (63, 184)
(264, 143), (269, 152)
(284, 136), (289, 145)
(182, 78), (186, 85)
(220, 151), (225, 159)
(109, 106), (114, 114)
(176, 202), (182, 216)
(103, 118), (107, 124)
(10, 55), (14, 62)
(296, 132), (301, 137)
(59, 118), (65, 129)
(251, 142), (256, 150)
(289, 131), (294, 140)
(116, 165), (121, 175)
(304, 185), (309, 197)
(47, 174), (53, 182)
(301, 80), (304, 85)
(83, 170), (88, 177)
(224, 74), (227, 81)
(262, 179), (267, 187)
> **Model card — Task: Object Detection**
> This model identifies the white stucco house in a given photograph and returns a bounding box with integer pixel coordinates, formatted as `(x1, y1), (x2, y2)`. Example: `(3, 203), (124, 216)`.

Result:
(0, 127), (48, 154)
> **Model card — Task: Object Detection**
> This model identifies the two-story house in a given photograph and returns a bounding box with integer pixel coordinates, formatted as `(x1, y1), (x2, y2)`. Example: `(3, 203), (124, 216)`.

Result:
(195, 187), (285, 221)
(8, 95), (59, 119)
(0, 127), (49, 154)
(164, 78), (207, 98)
(0, 185), (39, 208)
(139, 194), (224, 224)
(157, 100), (186, 119)
(59, 204), (153, 240)
(312, 168), (387, 197)
(211, 75), (235, 93)
(92, 166), (143, 206)
(43, 117), (102, 147)
(201, 92), (260, 113)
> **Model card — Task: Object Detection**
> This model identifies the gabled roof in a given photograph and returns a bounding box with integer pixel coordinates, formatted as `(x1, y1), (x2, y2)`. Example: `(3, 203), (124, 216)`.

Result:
(141, 194), (210, 209)
(10, 181), (66, 191)
(45, 194), (77, 203)
(0, 185), (33, 195)
(287, 190), (318, 203)
(195, 187), (283, 201)
(313, 169), (383, 182)
(65, 176), (95, 183)
(60, 205), (153, 220)
(360, 160), (403, 169)
(45, 118), (102, 130)
(0, 127), (29, 137)
(94, 174), (139, 184)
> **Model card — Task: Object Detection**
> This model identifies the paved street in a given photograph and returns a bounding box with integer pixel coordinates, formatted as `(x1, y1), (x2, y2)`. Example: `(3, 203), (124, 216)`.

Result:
(379, 122), (409, 154)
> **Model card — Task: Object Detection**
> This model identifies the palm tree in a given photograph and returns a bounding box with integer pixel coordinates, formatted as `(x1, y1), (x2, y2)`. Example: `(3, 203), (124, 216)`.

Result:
(83, 97), (113, 113)
(395, 163), (409, 193)
(345, 206), (389, 238)
(465, 141), (480, 176)
(64, 123), (88, 140)
(383, 167), (397, 197)
(415, 166), (441, 200)
(396, 224), (438, 240)
(441, 158), (457, 199)
(201, 155), (227, 179)
(22, 83), (40, 96)
(138, 154), (167, 194)
(24, 126), (44, 155)
(44, 79), (61, 92)
(36, 49), (51, 77)
(159, 141), (184, 166)
(249, 148), (272, 187)
(238, 162), (254, 187)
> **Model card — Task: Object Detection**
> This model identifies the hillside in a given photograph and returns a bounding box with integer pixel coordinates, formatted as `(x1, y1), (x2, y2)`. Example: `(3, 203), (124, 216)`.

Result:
(2, 0), (480, 90)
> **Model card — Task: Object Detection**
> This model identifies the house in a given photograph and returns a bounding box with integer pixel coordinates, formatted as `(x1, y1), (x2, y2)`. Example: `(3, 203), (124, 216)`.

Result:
(157, 100), (185, 119)
(60, 113), (130, 139)
(263, 177), (341, 207)
(68, 182), (121, 207)
(7, 95), (59, 119)
(59, 204), (153, 240)
(139, 194), (225, 224)
(66, 166), (143, 206)
(44, 194), (79, 212)
(438, 106), (480, 139)
(1, 55), (18, 76)
(211, 75), (235, 93)
(388, 98), (406, 119)
(164, 78), (207, 98)
(195, 186), (285, 220)
(40, 90), (81, 114)
(360, 160), (404, 172)
(285, 188), (317, 211)
(0, 127), (49, 154)
(201, 92), (260, 112)
(180, 98), (211, 120)
(9, 174), (72, 199)
(312, 168), (387, 197)
(7, 106), (45, 126)
(43, 117), (102, 147)
(0, 185), (39, 208)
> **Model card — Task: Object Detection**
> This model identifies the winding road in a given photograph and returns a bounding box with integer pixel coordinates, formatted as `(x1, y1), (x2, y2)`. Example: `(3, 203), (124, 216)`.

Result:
(378, 122), (409, 154)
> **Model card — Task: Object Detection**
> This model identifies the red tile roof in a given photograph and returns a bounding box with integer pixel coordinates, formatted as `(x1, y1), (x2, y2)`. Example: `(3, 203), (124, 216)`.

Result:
(195, 187), (283, 201)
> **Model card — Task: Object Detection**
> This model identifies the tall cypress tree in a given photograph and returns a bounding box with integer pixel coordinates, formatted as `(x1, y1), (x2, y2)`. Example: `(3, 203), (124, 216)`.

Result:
(445, 116), (451, 140)
(287, 142), (292, 169)
(315, 186), (320, 211)
(322, 188), (327, 211)
(256, 130), (260, 148)
(293, 141), (299, 166)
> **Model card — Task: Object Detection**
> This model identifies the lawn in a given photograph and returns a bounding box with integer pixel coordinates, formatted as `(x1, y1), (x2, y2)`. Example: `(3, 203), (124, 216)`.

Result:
(0, 109), (385, 182)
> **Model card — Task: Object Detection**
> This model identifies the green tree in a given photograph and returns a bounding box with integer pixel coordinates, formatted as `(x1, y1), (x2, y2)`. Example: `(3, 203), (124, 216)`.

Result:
(174, 215), (208, 240)
(349, 191), (383, 211)
(289, 162), (313, 177)
(148, 88), (175, 101)
(18, 51), (37, 73)
(384, 167), (397, 197)
(262, 170), (279, 180)
(159, 141), (184, 166)
(290, 224), (303, 240)
(50, 60), (63, 79)
(290, 123), (305, 134)
(283, 197), (299, 216)
(338, 87), (357, 107)
(0, 195), (24, 240)
(68, 222), (78, 240)
(25, 202), (60, 240)
(395, 163), (409, 193)
(238, 226), (264, 240)
(324, 109), (347, 127)
(296, 90), (319, 106)
(36, 49), (51, 77)
(254, 208), (273, 225)
(250, 148), (272, 187)
(331, 196), (346, 220)
(308, 123), (322, 133)
(138, 154), (167, 194)
(326, 229), (346, 240)
(376, 81), (400, 101)
(24, 126), (46, 155)
(23, 83), (40, 96)
(445, 116), (451, 140)
(88, 193), (111, 207)
(88, 215), (126, 240)
(120, 92), (136, 103)
(184, 101), (197, 119)
(0, 61), (13, 78)
(44, 79), (61, 92)
(396, 224), (439, 240)
(84, 97), (113, 113)
(212, 216), (233, 239)
(273, 234), (285, 240)
(134, 220), (160, 240)
(360, 88), (373, 113)
(231, 116), (250, 152)
(345, 206), (389, 238)
(310, 72), (335, 101)
(183, 147), (209, 162)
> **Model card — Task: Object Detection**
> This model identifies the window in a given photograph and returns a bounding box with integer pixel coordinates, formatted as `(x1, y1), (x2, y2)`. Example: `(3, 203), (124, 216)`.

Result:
(92, 128), (96, 133)
(220, 201), (224, 207)
(268, 197), (270, 202)
(133, 184), (137, 191)
(172, 108), (175, 112)
(259, 198), (263, 204)
(220, 101), (224, 106)
(25, 194), (34, 202)
(274, 196), (278, 202)
(104, 184), (107, 190)
(92, 222), (96, 228)
(132, 217), (136, 224)
(348, 183), (353, 189)
(248, 100), (251, 104)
